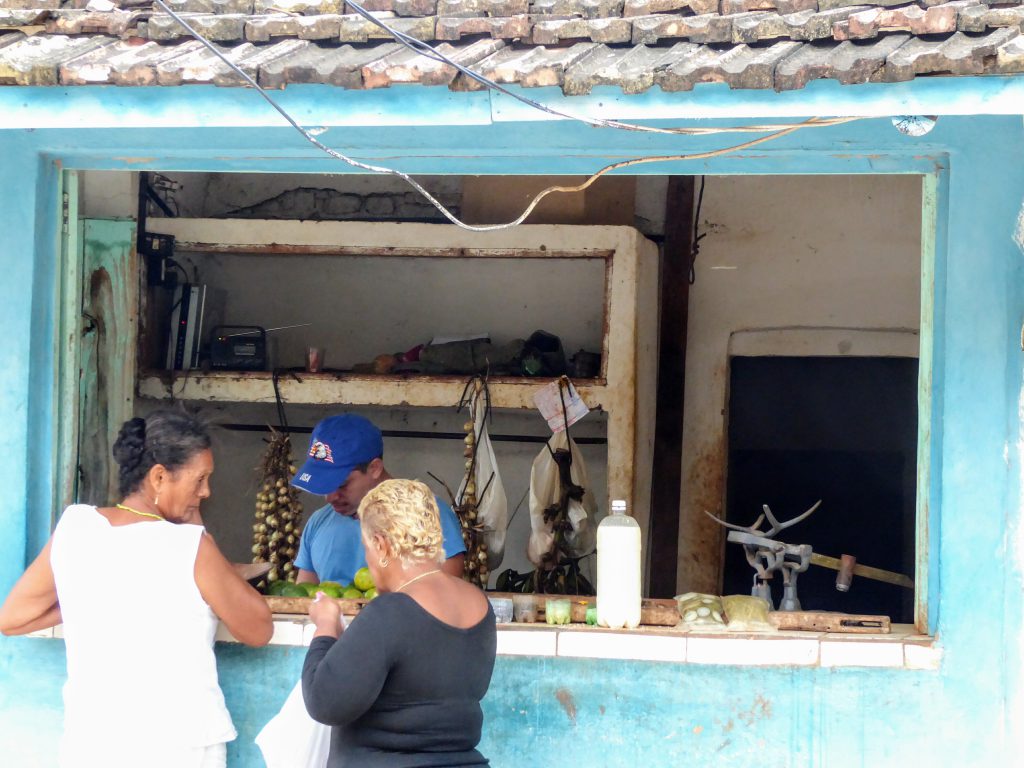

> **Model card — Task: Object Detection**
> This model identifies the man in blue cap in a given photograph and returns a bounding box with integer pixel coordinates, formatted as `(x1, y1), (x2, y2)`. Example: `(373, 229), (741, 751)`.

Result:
(290, 414), (466, 586)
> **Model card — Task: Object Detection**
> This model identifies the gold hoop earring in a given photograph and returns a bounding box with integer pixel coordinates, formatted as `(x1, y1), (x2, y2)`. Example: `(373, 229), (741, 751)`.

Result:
(379, 558), (389, 568)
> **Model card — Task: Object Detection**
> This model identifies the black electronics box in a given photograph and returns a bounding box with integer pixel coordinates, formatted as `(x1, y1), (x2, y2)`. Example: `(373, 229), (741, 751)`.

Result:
(209, 326), (267, 371)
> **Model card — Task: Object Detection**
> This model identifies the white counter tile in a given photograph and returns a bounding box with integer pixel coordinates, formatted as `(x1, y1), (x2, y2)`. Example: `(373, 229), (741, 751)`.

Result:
(687, 635), (819, 666)
(557, 630), (686, 662)
(820, 638), (905, 668)
(904, 641), (943, 670)
(496, 628), (557, 657)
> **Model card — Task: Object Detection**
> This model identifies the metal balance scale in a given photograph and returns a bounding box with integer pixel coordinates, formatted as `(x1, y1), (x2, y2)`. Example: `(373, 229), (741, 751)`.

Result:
(706, 501), (914, 612)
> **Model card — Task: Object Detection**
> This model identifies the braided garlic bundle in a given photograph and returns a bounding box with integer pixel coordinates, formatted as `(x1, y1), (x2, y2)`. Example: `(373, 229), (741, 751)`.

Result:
(459, 416), (489, 588)
(251, 428), (304, 587)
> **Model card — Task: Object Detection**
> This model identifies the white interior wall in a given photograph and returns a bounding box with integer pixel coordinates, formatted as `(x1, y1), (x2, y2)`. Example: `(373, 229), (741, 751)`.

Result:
(80, 171), (137, 219)
(676, 174), (923, 594)
(180, 252), (607, 370)
(168, 172), (463, 219)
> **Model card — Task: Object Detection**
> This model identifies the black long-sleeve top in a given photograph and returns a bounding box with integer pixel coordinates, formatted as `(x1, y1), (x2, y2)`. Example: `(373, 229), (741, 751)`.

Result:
(302, 592), (497, 768)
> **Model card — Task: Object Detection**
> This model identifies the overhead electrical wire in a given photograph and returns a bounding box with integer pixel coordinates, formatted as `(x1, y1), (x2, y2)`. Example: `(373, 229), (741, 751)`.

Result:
(150, 0), (862, 231)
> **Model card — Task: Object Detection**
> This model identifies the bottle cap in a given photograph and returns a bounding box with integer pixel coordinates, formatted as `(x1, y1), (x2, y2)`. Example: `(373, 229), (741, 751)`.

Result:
(611, 499), (627, 515)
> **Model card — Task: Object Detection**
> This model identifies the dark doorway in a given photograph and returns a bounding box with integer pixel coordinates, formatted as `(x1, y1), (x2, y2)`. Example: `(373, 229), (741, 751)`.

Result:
(724, 356), (918, 623)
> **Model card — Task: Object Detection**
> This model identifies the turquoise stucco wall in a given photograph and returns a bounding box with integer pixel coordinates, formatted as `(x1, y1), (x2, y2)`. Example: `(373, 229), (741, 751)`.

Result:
(1, 80), (1022, 766)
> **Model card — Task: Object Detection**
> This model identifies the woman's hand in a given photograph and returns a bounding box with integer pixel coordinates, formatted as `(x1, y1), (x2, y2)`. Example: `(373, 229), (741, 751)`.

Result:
(309, 593), (343, 640)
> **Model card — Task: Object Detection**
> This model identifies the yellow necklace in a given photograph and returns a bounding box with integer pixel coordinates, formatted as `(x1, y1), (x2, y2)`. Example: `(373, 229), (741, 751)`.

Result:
(116, 503), (165, 522)
(395, 569), (442, 593)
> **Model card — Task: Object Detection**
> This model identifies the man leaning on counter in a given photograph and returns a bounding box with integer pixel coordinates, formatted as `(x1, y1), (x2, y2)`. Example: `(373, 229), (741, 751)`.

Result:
(290, 414), (466, 586)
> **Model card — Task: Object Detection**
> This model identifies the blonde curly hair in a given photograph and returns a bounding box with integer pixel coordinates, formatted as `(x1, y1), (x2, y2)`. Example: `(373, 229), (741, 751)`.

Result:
(358, 478), (445, 566)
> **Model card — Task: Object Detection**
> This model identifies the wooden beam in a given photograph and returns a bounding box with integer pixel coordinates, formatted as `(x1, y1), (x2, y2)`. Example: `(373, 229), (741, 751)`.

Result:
(647, 177), (696, 598)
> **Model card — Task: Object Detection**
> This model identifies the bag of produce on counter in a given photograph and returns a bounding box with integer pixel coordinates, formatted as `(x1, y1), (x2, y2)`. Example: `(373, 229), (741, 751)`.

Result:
(722, 594), (776, 632)
(675, 592), (726, 628)
(527, 430), (596, 566)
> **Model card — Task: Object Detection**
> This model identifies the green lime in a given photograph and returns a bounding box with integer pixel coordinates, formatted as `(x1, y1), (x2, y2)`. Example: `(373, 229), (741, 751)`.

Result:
(318, 583), (343, 599)
(364, 588), (378, 600)
(342, 587), (364, 600)
(266, 580), (289, 596)
(280, 583), (308, 598)
(319, 581), (343, 592)
(353, 567), (374, 592)
(302, 582), (321, 597)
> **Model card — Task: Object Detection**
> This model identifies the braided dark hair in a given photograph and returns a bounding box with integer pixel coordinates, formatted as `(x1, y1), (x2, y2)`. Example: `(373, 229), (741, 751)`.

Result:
(111, 410), (211, 496)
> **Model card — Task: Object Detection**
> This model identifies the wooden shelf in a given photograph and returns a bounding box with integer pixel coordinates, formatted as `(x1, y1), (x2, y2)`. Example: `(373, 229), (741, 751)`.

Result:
(138, 370), (608, 411)
(132, 220), (656, 535)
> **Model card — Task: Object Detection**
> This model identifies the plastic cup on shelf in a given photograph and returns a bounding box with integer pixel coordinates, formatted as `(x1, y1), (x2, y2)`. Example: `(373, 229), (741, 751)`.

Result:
(306, 347), (323, 373)
(545, 598), (571, 626)
(512, 594), (537, 623)
(489, 597), (513, 624)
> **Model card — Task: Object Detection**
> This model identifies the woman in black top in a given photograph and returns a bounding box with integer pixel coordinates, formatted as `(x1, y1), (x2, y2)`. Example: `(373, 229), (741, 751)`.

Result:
(303, 478), (497, 768)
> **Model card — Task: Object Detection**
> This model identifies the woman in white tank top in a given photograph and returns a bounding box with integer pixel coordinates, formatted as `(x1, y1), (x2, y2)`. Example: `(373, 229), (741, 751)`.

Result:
(0, 410), (273, 768)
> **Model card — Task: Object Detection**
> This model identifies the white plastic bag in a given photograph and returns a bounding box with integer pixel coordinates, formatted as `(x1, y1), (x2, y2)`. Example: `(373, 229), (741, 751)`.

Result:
(255, 680), (330, 768)
(527, 431), (596, 566)
(458, 385), (507, 567)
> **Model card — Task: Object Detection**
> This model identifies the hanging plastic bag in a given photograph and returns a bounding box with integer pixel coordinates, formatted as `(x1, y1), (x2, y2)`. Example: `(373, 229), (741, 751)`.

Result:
(255, 680), (330, 768)
(527, 430), (597, 566)
(458, 382), (508, 569)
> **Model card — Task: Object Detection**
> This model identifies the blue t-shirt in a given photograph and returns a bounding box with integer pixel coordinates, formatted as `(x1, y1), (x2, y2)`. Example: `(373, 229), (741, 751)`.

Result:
(294, 496), (466, 585)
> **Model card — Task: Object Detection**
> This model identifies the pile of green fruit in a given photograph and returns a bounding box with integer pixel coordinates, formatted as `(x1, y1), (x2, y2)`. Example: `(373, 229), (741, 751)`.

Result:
(265, 567), (377, 600)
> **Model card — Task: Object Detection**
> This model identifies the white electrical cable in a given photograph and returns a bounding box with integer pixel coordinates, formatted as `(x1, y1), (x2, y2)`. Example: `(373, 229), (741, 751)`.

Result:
(149, 0), (862, 231)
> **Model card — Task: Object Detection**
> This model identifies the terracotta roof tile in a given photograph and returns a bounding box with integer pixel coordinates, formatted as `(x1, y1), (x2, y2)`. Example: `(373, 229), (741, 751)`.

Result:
(655, 38), (801, 89)
(361, 36), (502, 85)
(774, 32), (907, 89)
(957, 3), (1024, 32)
(453, 41), (597, 88)
(532, 0), (625, 17)
(532, 15), (632, 42)
(435, 13), (529, 38)
(147, 12), (248, 41)
(882, 24), (1018, 80)
(61, 37), (204, 84)
(259, 39), (402, 86)
(0, 0), (1021, 90)
(622, 0), (716, 16)
(562, 40), (697, 92)
(437, 0), (524, 15)
(244, 12), (344, 40)
(164, 0), (254, 13)
(0, 33), (110, 84)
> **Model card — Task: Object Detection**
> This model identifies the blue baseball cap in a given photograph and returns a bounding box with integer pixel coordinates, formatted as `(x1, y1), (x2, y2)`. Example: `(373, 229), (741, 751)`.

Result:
(291, 414), (384, 495)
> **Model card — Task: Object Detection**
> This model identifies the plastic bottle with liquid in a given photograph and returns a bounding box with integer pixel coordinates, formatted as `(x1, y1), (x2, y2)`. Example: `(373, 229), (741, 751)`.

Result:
(596, 499), (642, 629)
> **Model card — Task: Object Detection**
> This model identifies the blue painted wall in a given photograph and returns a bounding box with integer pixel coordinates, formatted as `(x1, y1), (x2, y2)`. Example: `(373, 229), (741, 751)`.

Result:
(1, 82), (1022, 766)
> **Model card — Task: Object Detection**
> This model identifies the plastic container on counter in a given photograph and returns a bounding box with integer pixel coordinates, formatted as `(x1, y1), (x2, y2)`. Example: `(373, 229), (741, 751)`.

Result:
(596, 499), (642, 629)
(489, 597), (513, 624)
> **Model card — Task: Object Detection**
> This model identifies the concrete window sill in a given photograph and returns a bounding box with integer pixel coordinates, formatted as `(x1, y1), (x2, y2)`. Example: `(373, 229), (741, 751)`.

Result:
(27, 619), (939, 670)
